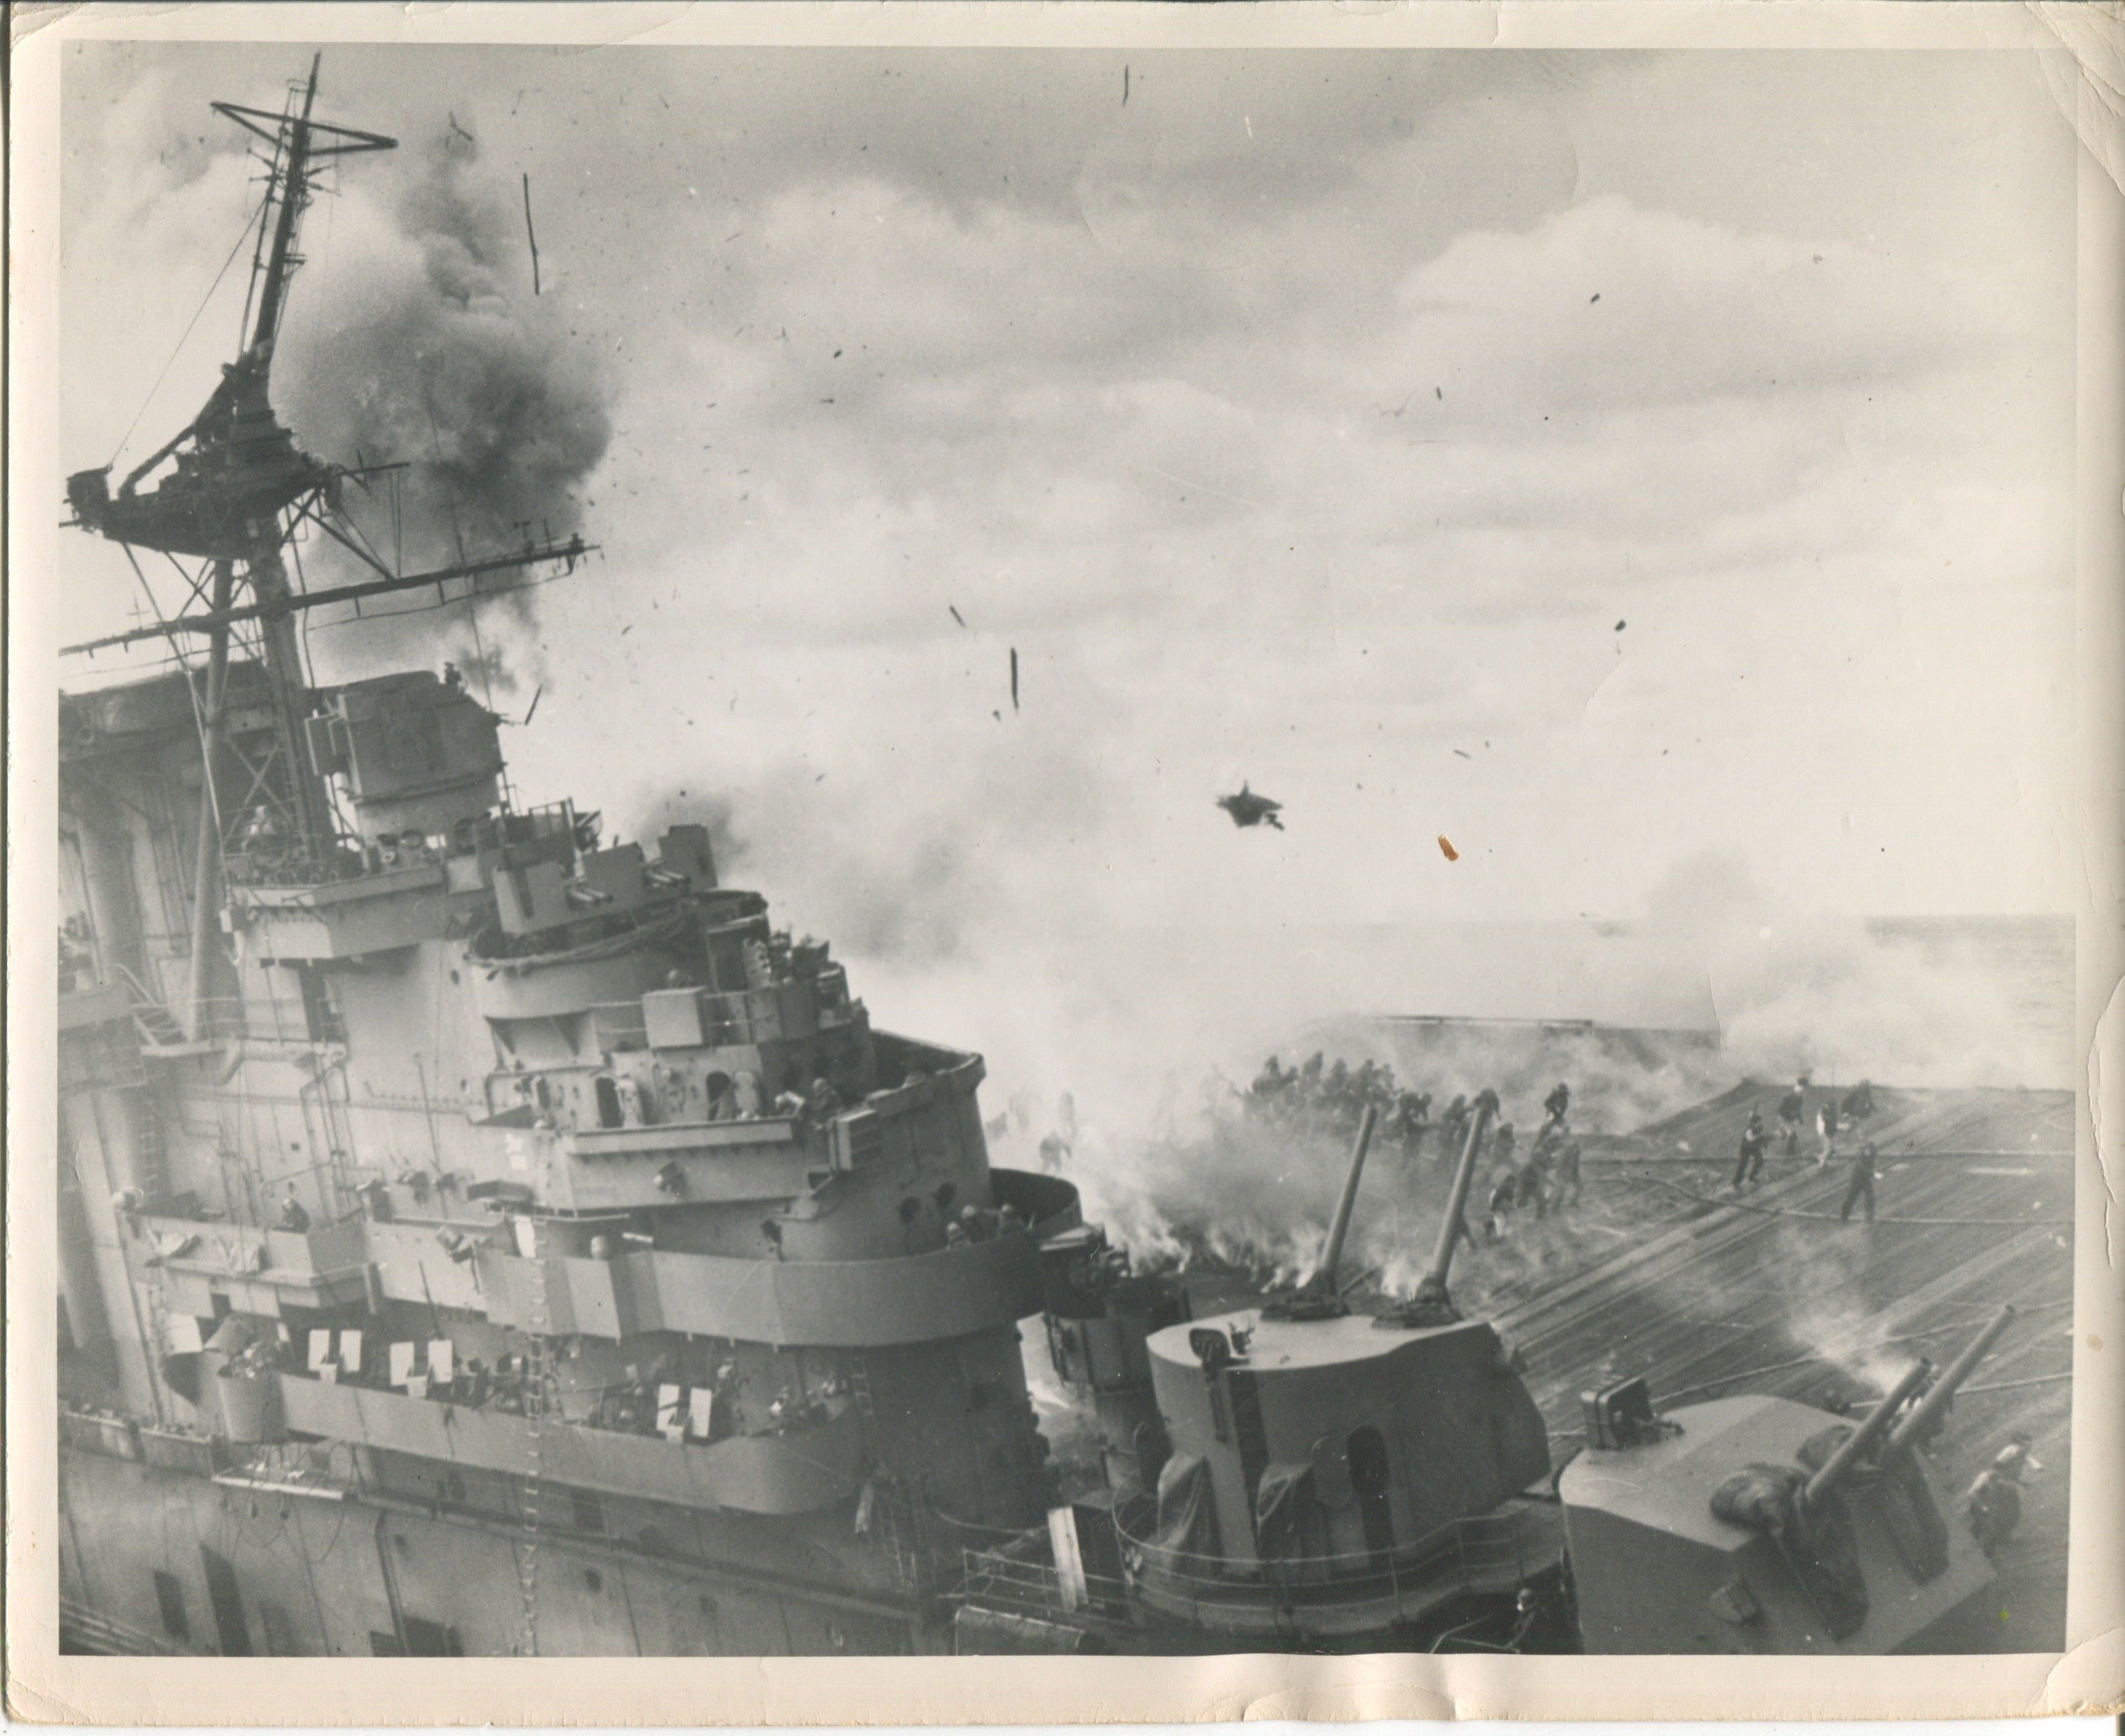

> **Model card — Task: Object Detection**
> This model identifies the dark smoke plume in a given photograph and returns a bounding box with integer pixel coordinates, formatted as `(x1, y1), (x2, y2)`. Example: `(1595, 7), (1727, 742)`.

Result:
(279, 119), (611, 684)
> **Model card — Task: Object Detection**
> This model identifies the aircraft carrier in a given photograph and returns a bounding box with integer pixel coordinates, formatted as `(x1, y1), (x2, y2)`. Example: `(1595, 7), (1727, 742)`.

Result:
(53, 63), (2072, 1659)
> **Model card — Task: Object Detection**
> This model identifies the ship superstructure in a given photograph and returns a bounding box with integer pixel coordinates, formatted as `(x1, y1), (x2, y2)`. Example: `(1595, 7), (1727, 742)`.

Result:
(56, 62), (1071, 1658)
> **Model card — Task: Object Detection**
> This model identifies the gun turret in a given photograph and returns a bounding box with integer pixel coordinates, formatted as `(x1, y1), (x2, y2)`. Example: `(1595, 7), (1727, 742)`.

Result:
(1802, 1355), (1934, 1509)
(1887, 1304), (2015, 1457)
(1415, 1090), (1497, 1307)
(1308, 1105), (1377, 1294)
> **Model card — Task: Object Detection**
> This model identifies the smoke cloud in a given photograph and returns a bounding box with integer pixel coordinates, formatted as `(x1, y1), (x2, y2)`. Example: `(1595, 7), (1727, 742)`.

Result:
(798, 835), (2067, 1288)
(278, 116), (612, 687)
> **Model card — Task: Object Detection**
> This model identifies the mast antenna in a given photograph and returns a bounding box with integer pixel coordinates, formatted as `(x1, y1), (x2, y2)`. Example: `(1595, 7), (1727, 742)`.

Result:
(61, 61), (593, 1042)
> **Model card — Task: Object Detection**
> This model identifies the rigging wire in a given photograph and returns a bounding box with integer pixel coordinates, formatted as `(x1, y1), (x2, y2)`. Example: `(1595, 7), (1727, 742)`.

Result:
(106, 189), (271, 472)
(320, 497), (398, 583)
(286, 520), (358, 845)
(418, 395), (505, 714)
(116, 546), (234, 872)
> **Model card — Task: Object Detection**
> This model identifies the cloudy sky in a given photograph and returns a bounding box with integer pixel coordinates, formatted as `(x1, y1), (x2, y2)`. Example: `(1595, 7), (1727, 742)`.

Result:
(56, 39), (2079, 1084)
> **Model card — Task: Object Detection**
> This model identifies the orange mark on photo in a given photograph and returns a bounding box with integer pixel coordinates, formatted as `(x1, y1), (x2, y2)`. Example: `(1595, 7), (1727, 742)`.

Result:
(1438, 835), (1459, 861)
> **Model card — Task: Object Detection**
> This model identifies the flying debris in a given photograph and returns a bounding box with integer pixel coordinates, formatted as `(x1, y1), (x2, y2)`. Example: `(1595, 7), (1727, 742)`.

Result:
(523, 173), (542, 295)
(1615, 620), (1626, 632)
(499, 684), (543, 727)
(1216, 783), (1285, 831)
(1009, 647), (1020, 712)
(949, 605), (966, 628)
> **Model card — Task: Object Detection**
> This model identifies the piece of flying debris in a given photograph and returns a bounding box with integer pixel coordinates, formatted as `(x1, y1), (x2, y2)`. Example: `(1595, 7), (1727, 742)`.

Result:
(1216, 782), (1285, 830)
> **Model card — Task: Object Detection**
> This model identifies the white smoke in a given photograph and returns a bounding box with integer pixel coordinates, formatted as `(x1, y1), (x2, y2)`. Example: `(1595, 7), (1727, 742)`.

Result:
(947, 853), (2066, 1281)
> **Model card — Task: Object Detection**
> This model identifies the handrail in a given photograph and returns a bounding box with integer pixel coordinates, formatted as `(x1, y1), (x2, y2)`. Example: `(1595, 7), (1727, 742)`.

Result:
(959, 1545), (1133, 1614)
(278, 1360), (846, 1450)
(590, 965), (853, 1042)
(60, 1597), (199, 1657)
(1114, 1491), (1540, 1587)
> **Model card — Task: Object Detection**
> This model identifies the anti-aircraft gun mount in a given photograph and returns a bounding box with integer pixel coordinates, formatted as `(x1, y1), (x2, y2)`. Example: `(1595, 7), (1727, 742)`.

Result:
(1033, 1224), (1192, 1496)
(1559, 1305), (2018, 1654)
(1097, 1089), (1559, 1645)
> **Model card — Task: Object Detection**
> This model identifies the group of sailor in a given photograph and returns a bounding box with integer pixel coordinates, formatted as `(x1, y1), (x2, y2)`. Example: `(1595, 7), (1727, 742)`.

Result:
(943, 1202), (1028, 1247)
(1247, 1058), (1588, 1239)
(1730, 1076), (1881, 1222)
(1475, 1083), (1586, 1239)
(1246, 1053), (1438, 1148)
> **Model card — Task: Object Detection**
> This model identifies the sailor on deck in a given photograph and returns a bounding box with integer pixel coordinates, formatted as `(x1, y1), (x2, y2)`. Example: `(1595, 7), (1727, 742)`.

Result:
(1777, 1079), (1807, 1155)
(1731, 1110), (1769, 1191)
(1966, 1433), (2038, 1553)
(1816, 1100), (1842, 1169)
(1838, 1138), (1879, 1223)
(1552, 1136), (1583, 1207)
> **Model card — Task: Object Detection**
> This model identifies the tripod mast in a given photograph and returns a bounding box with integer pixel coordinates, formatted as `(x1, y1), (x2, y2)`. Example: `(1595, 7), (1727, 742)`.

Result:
(63, 60), (594, 1039)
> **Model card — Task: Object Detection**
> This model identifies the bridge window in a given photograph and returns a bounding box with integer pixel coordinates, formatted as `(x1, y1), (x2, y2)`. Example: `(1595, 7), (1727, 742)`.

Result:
(593, 1074), (623, 1129)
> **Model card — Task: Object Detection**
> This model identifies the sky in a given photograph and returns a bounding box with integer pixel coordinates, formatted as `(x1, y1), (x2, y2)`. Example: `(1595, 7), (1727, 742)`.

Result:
(53, 40), (2081, 1094)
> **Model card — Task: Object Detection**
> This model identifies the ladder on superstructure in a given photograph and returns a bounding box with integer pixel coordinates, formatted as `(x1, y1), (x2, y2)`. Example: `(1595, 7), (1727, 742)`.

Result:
(110, 963), (192, 1052)
(848, 1355), (917, 1593)
(515, 1255), (554, 1655)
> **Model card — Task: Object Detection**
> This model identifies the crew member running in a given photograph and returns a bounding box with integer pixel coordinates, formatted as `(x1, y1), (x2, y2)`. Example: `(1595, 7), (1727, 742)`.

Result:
(1838, 1138), (1879, 1223)
(1731, 1110), (1769, 1192)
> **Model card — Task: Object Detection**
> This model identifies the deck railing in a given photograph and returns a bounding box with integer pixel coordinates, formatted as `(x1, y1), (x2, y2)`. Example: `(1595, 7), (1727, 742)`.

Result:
(589, 965), (855, 1054)
(1109, 1498), (1555, 1625)
(959, 1542), (1135, 1624)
